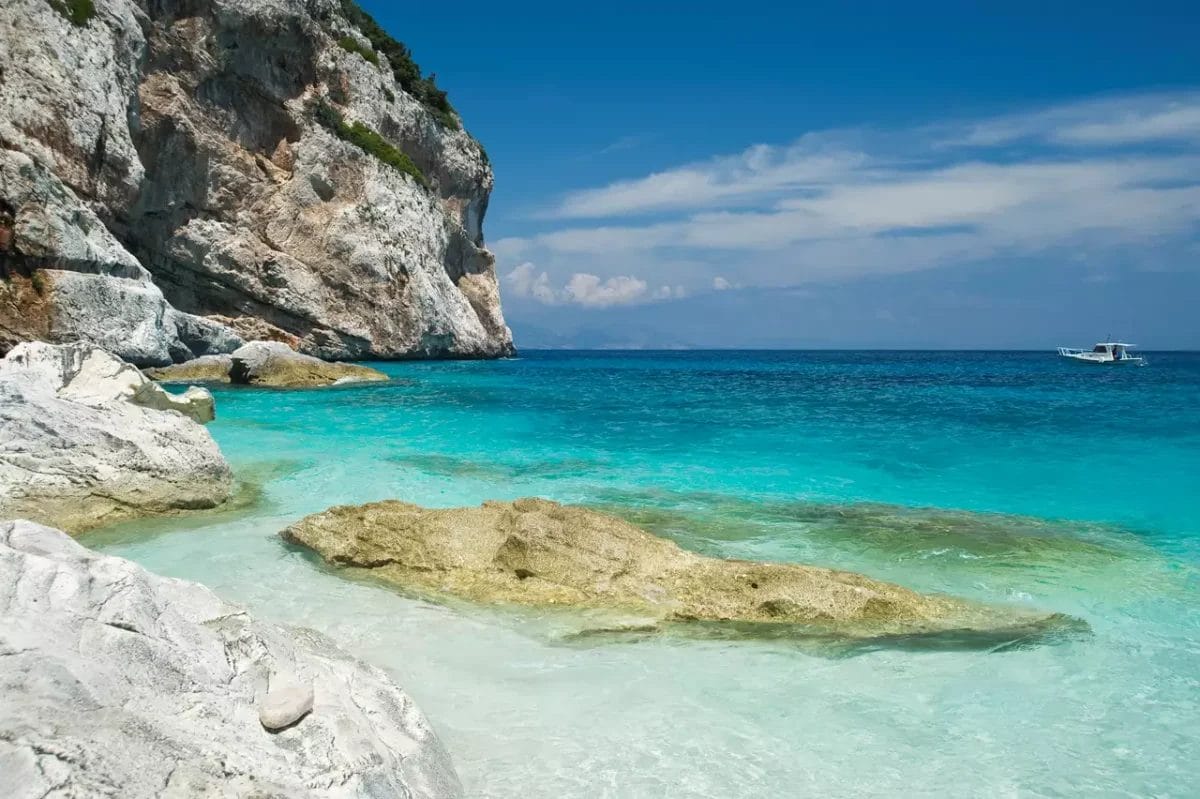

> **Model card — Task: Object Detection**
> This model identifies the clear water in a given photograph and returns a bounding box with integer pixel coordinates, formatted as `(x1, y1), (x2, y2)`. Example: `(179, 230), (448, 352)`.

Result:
(88, 351), (1200, 797)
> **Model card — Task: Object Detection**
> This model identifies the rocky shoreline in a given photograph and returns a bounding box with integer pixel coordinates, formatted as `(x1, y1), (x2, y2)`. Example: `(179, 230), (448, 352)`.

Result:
(0, 519), (461, 798)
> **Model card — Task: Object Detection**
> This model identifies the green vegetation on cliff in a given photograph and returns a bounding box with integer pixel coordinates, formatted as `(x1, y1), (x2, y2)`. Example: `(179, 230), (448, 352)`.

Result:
(338, 0), (460, 130)
(313, 101), (428, 188)
(336, 35), (380, 66)
(47, 0), (95, 26)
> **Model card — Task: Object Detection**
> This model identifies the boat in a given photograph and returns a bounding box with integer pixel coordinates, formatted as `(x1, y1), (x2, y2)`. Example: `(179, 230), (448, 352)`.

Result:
(1057, 342), (1146, 365)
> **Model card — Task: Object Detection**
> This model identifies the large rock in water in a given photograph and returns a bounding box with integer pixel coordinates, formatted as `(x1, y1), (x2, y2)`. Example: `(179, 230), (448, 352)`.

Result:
(147, 341), (390, 387)
(0, 519), (462, 798)
(0, 0), (512, 364)
(282, 498), (1087, 650)
(0, 342), (232, 533)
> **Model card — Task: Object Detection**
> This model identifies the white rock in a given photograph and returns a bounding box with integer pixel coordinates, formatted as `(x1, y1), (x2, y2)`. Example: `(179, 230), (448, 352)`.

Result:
(0, 343), (231, 532)
(0, 519), (462, 798)
(260, 680), (316, 730)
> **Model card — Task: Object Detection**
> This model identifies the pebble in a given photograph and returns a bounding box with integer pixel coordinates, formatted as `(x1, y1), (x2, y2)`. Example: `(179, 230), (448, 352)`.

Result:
(259, 681), (314, 731)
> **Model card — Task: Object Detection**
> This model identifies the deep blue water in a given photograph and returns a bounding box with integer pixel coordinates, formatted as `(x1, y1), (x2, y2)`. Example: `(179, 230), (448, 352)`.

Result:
(93, 351), (1200, 797)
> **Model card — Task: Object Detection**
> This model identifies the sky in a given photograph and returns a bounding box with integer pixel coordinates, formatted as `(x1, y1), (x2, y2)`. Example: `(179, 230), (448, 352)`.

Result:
(361, 0), (1200, 348)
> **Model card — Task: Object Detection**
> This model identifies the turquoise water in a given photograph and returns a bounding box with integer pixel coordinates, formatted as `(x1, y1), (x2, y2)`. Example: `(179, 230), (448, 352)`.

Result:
(90, 351), (1200, 797)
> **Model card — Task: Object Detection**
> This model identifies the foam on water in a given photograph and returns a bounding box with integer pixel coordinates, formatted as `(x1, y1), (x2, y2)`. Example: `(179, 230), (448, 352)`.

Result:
(88, 351), (1200, 797)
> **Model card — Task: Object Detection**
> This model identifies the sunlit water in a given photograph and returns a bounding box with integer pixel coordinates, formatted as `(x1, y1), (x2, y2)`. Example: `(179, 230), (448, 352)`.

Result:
(88, 351), (1200, 797)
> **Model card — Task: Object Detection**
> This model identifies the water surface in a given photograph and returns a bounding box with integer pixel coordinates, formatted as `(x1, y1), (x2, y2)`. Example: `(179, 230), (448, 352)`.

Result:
(90, 351), (1200, 797)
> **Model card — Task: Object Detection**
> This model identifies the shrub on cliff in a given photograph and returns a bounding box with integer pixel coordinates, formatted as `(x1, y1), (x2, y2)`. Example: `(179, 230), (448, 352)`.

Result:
(337, 36), (380, 66)
(312, 101), (428, 188)
(337, 0), (460, 130)
(47, 0), (95, 26)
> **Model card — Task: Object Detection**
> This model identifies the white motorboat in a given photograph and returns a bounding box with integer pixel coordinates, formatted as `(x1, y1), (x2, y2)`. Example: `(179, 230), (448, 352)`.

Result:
(1057, 342), (1146, 365)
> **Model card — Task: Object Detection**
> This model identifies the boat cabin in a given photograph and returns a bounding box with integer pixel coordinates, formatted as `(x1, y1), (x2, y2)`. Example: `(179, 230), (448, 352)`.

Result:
(1093, 343), (1129, 359)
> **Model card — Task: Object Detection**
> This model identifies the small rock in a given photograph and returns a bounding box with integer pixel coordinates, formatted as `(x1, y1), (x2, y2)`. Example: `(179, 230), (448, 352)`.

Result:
(259, 681), (315, 731)
(131, 382), (216, 424)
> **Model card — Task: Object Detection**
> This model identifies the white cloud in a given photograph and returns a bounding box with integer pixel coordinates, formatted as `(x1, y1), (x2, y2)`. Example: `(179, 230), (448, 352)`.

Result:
(1055, 104), (1200, 145)
(498, 90), (1200, 308)
(954, 92), (1200, 148)
(564, 273), (648, 307)
(505, 264), (674, 308)
(509, 156), (1200, 258)
(505, 262), (557, 304)
(652, 284), (688, 300)
(549, 138), (868, 219)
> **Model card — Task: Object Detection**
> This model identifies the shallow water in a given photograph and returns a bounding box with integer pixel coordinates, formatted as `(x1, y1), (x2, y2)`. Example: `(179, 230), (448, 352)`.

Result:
(89, 351), (1200, 797)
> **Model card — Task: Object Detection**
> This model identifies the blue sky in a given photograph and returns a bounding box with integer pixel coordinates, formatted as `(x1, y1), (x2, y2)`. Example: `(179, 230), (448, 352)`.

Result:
(362, 0), (1200, 348)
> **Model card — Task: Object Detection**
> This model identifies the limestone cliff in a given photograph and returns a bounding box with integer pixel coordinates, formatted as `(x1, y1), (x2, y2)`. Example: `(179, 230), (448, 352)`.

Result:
(0, 0), (513, 365)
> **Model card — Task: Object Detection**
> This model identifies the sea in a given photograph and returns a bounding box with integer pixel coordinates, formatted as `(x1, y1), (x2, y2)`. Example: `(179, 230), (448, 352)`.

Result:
(87, 350), (1200, 798)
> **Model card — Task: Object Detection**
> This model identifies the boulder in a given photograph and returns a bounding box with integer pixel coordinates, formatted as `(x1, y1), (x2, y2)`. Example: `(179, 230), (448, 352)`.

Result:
(0, 343), (231, 533)
(230, 341), (389, 388)
(0, 519), (462, 798)
(282, 498), (1087, 650)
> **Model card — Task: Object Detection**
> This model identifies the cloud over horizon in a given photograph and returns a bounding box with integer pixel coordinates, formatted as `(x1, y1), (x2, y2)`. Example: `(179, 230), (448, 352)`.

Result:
(495, 90), (1200, 311)
(505, 262), (685, 308)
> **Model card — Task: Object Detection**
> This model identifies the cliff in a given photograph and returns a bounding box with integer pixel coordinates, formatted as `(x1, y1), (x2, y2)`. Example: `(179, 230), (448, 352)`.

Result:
(0, 0), (513, 365)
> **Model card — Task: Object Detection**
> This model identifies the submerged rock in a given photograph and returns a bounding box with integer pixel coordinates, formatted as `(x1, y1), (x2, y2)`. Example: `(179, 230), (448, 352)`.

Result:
(282, 498), (1086, 649)
(146, 342), (389, 388)
(0, 343), (232, 533)
(0, 519), (462, 798)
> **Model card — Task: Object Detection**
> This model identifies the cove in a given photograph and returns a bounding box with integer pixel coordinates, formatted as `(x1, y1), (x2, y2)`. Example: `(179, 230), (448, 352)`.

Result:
(86, 350), (1200, 797)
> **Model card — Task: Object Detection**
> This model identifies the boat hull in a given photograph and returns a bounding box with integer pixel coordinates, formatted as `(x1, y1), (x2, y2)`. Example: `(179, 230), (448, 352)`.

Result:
(1059, 354), (1145, 365)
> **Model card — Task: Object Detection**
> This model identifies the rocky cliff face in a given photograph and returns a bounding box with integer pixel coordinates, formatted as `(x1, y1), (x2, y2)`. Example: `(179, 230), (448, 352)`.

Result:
(0, 0), (513, 365)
